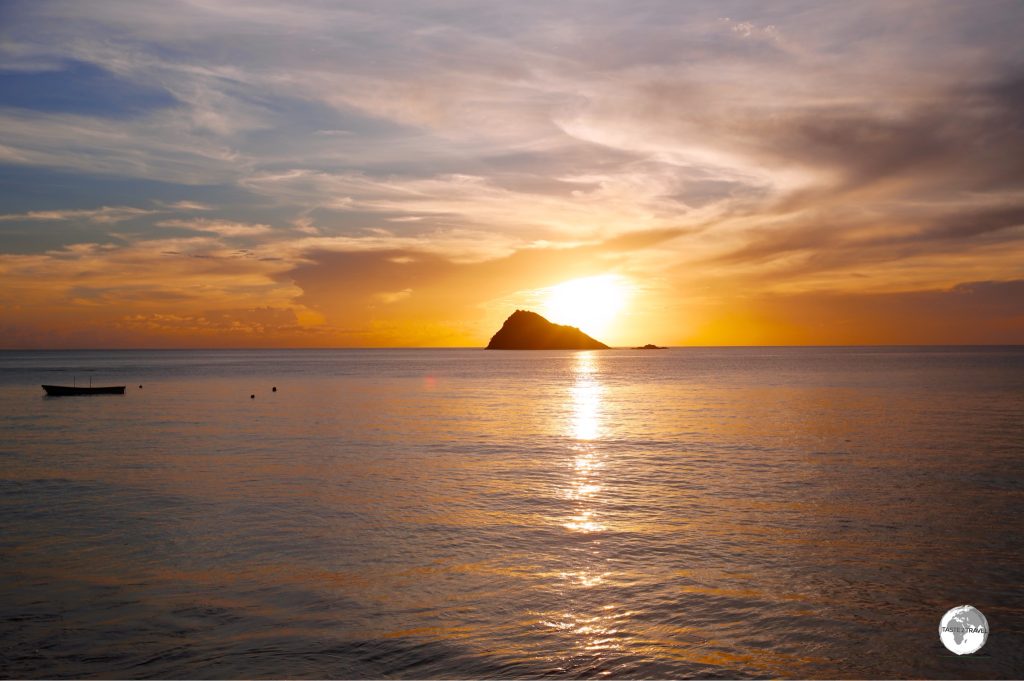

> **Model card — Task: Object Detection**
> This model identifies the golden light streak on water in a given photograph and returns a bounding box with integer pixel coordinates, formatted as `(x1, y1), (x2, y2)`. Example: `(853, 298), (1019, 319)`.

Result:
(570, 352), (602, 441)
(564, 352), (607, 533)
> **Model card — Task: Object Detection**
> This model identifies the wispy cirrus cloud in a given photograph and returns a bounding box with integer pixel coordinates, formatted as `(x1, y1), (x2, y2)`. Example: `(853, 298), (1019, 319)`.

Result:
(0, 205), (156, 223)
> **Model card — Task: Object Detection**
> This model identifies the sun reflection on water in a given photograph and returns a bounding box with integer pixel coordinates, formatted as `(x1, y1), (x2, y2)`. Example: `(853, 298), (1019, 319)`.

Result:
(548, 351), (626, 665)
(564, 508), (605, 533)
(560, 570), (610, 588)
(570, 352), (602, 441)
(564, 352), (607, 533)
(540, 608), (629, 659)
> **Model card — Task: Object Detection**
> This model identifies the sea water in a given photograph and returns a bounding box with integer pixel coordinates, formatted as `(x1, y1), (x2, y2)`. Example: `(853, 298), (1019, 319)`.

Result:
(1, 347), (1022, 678)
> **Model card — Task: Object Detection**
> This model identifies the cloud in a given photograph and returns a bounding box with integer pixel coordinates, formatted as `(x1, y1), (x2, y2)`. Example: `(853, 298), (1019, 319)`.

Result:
(160, 200), (213, 211)
(0, 205), (156, 223)
(0, 108), (250, 184)
(157, 218), (273, 237)
(1, 1), (1023, 345)
(241, 168), (713, 243)
(374, 288), (413, 304)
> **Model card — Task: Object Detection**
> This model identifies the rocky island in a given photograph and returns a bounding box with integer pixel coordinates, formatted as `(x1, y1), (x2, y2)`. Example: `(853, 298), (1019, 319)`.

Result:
(486, 310), (610, 349)
(632, 343), (667, 349)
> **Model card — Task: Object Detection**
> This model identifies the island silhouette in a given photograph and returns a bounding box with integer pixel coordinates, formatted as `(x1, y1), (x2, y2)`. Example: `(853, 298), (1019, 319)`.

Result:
(486, 310), (609, 349)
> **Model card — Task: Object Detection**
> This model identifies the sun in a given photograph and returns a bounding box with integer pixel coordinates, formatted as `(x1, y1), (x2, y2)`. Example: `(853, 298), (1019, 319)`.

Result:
(541, 275), (630, 338)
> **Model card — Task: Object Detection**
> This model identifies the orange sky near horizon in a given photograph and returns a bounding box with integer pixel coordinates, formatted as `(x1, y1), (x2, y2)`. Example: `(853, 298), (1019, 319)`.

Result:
(1, 2), (1023, 348)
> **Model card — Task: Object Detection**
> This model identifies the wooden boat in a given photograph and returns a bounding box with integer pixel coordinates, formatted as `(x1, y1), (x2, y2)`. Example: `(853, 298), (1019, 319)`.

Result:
(42, 384), (125, 396)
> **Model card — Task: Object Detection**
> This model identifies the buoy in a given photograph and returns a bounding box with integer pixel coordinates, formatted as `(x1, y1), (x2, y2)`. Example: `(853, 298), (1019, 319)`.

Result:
(138, 385), (143, 389)
(272, 386), (277, 392)
(250, 394), (255, 399)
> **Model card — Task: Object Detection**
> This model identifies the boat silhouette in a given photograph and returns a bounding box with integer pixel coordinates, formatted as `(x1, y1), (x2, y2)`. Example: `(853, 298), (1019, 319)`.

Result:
(42, 376), (125, 396)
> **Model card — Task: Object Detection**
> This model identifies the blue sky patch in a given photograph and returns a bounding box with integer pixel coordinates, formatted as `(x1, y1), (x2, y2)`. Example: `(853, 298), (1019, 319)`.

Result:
(0, 59), (178, 118)
(0, 165), (245, 216)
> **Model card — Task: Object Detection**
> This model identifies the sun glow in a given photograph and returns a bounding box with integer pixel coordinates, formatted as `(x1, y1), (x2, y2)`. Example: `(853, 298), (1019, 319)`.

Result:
(541, 275), (630, 338)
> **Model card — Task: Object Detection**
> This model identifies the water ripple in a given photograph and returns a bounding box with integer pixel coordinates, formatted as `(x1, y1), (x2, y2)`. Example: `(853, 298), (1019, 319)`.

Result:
(1, 348), (1023, 677)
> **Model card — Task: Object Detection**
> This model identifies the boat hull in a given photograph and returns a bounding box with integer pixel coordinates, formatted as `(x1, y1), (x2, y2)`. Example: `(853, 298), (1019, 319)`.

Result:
(42, 384), (126, 396)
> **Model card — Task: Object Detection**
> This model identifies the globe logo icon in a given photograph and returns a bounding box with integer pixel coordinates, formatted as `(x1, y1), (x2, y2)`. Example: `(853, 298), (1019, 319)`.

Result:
(939, 605), (988, 655)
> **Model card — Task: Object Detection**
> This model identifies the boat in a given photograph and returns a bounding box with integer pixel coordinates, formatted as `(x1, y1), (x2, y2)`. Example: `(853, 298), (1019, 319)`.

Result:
(42, 384), (126, 396)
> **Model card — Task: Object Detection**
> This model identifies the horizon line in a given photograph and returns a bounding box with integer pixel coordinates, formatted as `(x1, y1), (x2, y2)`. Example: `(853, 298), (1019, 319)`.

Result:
(3, 343), (1023, 352)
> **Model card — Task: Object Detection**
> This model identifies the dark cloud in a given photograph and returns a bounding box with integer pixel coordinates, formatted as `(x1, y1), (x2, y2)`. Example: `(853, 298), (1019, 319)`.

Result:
(65, 285), (200, 304)
(690, 69), (1024, 207)
(718, 203), (1024, 271)
(699, 68), (1024, 279)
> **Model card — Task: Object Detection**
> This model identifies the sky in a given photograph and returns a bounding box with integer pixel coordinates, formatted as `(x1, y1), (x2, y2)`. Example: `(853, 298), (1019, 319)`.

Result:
(0, 0), (1022, 348)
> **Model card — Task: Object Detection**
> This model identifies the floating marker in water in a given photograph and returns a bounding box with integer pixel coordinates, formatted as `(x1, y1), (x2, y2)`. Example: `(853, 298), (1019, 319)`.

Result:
(250, 394), (255, 399)
(139, 385), (143, 389)
(272, 386), (277, 392)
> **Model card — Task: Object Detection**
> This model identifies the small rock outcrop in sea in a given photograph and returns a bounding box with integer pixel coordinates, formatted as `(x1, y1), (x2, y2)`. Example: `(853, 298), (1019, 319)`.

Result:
(632, 343), (667, 349)
(486, 310), (610, 349)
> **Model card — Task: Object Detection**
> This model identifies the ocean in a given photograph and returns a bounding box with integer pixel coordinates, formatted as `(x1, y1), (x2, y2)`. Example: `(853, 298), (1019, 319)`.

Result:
(1, 347), (1022, 678)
